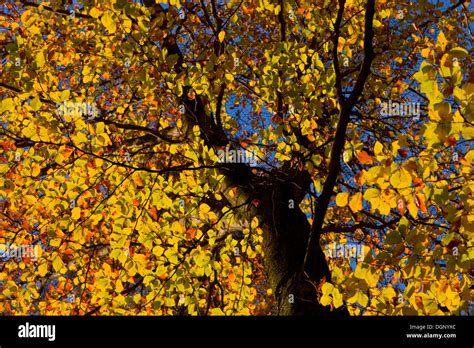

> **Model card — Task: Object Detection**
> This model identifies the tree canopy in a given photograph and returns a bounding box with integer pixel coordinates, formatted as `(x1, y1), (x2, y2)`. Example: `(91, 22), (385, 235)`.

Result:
(0, 0), (472, 316)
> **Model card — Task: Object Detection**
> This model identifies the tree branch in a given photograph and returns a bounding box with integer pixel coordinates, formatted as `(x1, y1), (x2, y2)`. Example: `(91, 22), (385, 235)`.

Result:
(303, 0), (375, 280)
(332, 0), (346, 104)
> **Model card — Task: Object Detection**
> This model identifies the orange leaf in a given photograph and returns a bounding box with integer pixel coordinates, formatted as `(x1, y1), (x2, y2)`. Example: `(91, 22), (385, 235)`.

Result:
(413, 177), (424, 187)
(415, 296), (424, 310)
(357, 151), (374, 165)
(354, 171), (365, 186)
(242, 5), (252, 14)
(21, 219), (31, 231)
(148, 207), (158, 220)
(446, 135), (457, 146)
(133, 175), (144, 187)
(415, 193), (428, 214)
(186, 228), (196, 239)
(228, 272), (236, 284)
(397, 199), (406, 215)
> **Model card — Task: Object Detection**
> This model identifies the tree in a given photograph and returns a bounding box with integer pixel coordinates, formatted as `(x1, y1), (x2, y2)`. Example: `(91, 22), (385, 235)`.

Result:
(0, 0), (472, 316)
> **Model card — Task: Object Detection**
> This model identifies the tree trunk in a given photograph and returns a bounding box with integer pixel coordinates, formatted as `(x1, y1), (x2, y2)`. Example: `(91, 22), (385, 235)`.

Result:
(221, 164), (349, 316)
(254, 170), (349, 316)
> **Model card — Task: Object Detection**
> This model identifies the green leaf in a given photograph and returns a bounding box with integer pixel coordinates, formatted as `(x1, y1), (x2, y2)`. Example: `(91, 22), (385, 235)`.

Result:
(448, 47), (468, 59)
(385, 230), (402, 244)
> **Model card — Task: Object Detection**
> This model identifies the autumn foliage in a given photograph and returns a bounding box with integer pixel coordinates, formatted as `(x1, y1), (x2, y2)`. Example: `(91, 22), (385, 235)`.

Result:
(0, 0), (472, 316)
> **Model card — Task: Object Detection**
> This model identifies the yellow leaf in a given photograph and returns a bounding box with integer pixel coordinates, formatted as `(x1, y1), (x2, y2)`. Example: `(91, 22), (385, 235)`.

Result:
(89, 7), (102, 18)
(218, 30), (225, 42)
(373, 19), (382, 28)
(0, 98), (14, 113)
(364, 188), (380, 210)
(332, 288), (344, 308)
(172, 221), (185, 234)
(321, 282), (334, 295)
(74, 131), (88, 144)
(38, 262), (48, 277)
(21, 10), (31, 25)
(101, 11), (116, 33)
(152, 245), (164, 257)
(356, 291), (369, 307)
(421, 48), (431, 58)
(55, 146), (73, 165)
(96, 133), (111, 146)
(349, 192), (363, 212)
(0, 163), (9, 175)
(225, 73), (234, 82)
(209, 308), (225, 315)
(374, 141), (384, 157)
(320, 294), (332, 306)
(30, 97), (42, 111)
(35, 51), (45, 68)
(337, 36), (346, 53)
(366, 269), (380, 287)
(161, 194), (172, 208)
(199, 203), (211, 215)
(71, 207), (81, 220)
(60, 90), (70, 101)
(251, 217), (259, 229)
(31, 163), (41, 177)
(116, 279), (124, 293)
(22, 124), (36, 138)
(354, 263), (367, 279)
(437, 31), (447, 50)
(407, 199), (418, 218)
(335, 192), (349, 207)
(82, 65), (94, 83)
(390, 167), (412, 189)
(52, 254), (64, 272)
